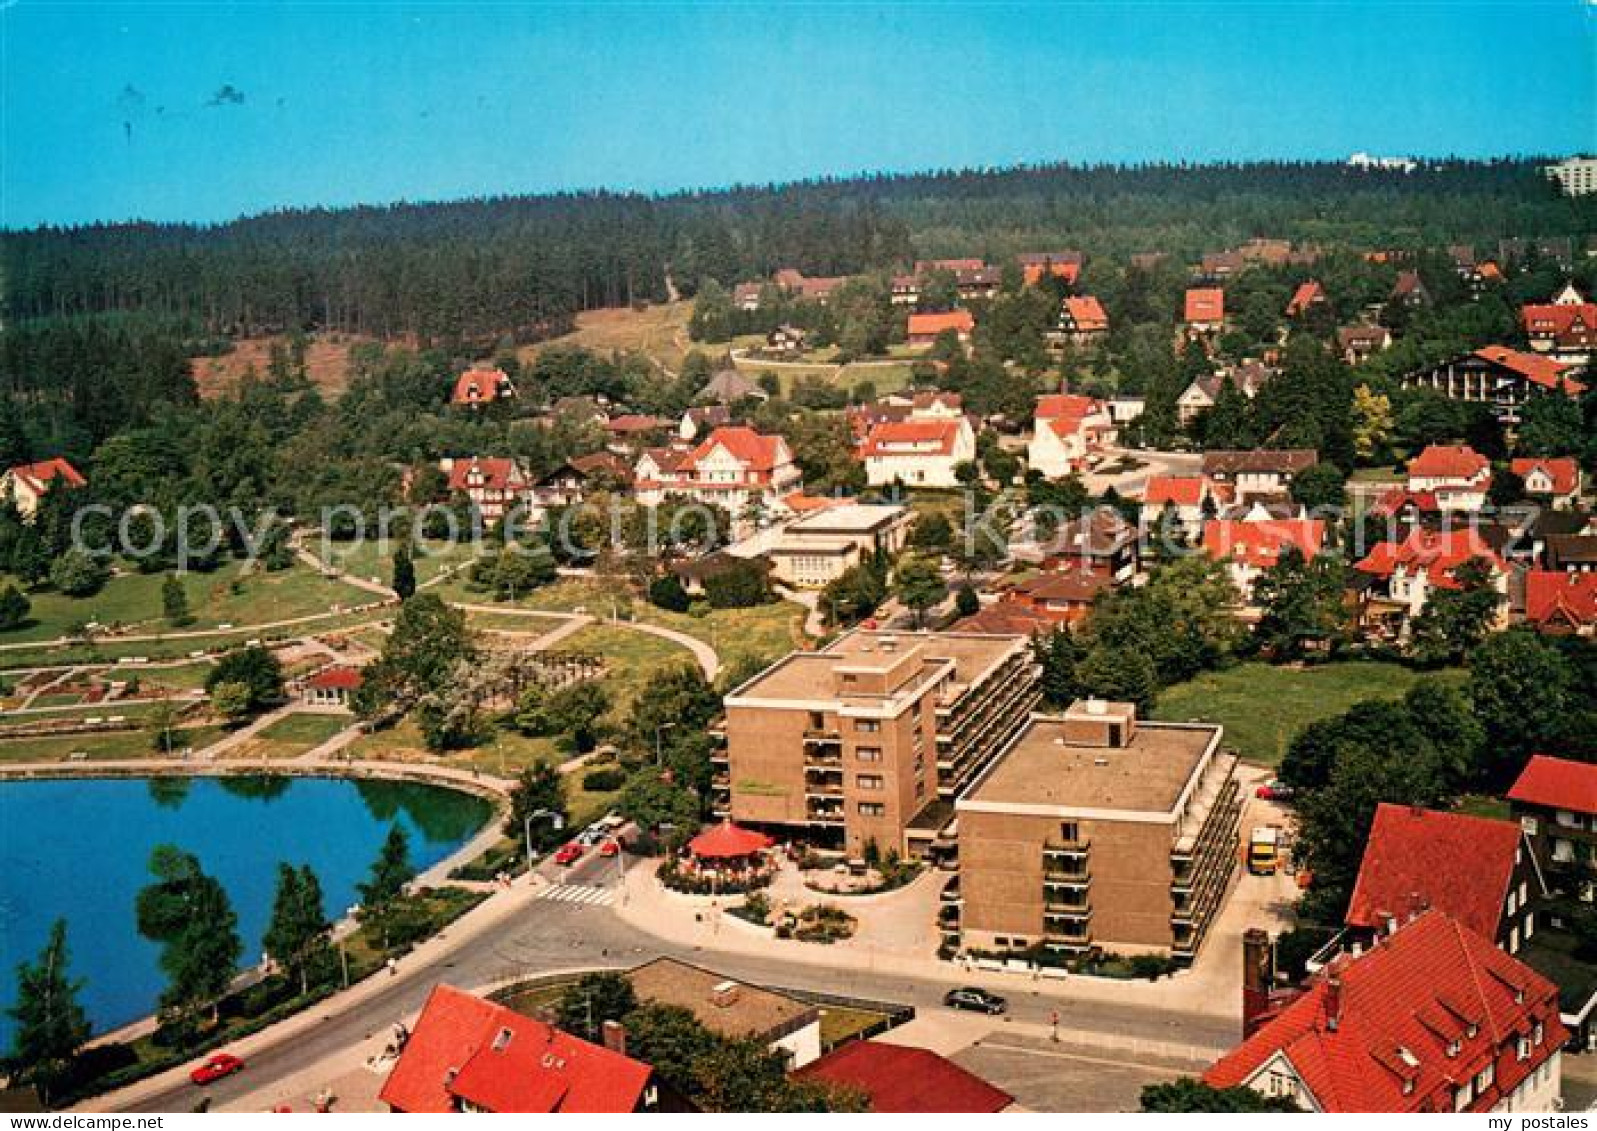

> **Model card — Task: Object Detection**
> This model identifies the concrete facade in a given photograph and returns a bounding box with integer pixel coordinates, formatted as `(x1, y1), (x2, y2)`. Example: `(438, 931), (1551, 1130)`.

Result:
(951, 702), (1239, 962)
(714, 630), (1039, 858)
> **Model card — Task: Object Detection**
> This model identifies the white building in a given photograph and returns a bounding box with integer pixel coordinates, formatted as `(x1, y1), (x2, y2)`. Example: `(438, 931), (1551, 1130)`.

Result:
(766, 503), (913, 589)
(1546, 157), (1597, 198)
(860, 416), (976, 489)
(1027, 394), (1113, 479)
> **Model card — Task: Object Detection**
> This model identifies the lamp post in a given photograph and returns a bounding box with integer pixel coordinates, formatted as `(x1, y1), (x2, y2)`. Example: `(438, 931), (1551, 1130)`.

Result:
(523, 807), (565, 874)
(654, 722), (677, 766)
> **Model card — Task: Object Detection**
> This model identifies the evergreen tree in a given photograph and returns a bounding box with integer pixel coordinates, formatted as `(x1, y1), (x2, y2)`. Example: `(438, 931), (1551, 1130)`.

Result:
(161, 573), (192, 626)
(1200, 375), (1253, 449)
(1034, 625), (1082, 707)
(3, 919), (91, 1103)
(359, 825), (415, 916)
(0, 583), (31, 631)
(391, 546), (417, 600)
(134, 846), (242, 1026)
(263, 863), (331, 996)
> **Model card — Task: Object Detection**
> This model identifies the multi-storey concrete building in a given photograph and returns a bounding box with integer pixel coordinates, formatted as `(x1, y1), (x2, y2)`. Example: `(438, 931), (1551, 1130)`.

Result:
(714, 630), (1039, 859)
(949, 701), (1239, 963)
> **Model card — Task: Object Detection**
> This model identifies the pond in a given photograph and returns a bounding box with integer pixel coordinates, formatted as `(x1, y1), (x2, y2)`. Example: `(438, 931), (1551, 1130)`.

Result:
(0, 775), (493, 1045)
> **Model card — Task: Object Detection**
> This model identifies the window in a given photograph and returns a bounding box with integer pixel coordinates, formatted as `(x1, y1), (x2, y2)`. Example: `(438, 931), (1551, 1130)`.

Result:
(1534, 1022), (1544, 1046)
(1556, 809), (1582, 829)
(854, 719), (879, 734)
(1507, 891), (1518, 916)
(1521, 816), (1539, 836)
(1475, 1064), (1494, 1092)
(1517, 1038), (1531, 1062)
(1519, 881), (1529, 904)
(856, 747), (882, 763)
(856, 774), (884, 791)
(857, 802), (884, 817)
(1060, 821), (1080, 844)
(1525, 913), (1535, 940)
(1264, 1071), (1297, 1099)
(1453, 1082), (1472, 1112)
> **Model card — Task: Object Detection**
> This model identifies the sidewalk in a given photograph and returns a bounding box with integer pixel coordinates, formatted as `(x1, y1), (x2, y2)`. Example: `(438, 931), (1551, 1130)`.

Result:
(609, 768), (1298, 1021)
(77, 871), (553, 1114)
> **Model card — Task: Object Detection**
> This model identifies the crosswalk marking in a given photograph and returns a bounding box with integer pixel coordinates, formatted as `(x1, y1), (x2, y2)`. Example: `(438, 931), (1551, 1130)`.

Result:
(538, 883), (614, 906)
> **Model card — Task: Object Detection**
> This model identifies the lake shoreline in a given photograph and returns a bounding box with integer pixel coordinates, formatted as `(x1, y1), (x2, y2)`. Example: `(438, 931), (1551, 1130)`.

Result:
(0, 762), (509, 1054)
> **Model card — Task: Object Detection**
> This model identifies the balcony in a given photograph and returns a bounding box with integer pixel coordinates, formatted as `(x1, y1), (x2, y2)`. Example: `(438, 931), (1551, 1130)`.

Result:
(804, 783), (844, 798)
(941, 877), (962, 904)
(1043, 893), (1091, 915)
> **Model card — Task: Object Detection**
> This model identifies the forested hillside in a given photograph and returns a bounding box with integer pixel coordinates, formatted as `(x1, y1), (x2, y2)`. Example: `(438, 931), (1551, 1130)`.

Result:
(4, 158), (1587, 346)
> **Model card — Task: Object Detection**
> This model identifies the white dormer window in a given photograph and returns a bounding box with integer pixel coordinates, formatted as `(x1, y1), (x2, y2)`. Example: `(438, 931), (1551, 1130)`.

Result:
(1518, 1037), (1532, 1061)
(1534, 1022), (1544, 1045)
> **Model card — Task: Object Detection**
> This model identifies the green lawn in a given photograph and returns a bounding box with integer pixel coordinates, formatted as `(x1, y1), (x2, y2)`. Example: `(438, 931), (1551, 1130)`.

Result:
(0, 607), (394, 671)
(324, 537), (478, 587)
(0, 722), (224, 763)
(440, 575), (807, 676)
(0, 560), (375, 644)
(1153, 661), (1466, 767)
(229, 712), (351, 759)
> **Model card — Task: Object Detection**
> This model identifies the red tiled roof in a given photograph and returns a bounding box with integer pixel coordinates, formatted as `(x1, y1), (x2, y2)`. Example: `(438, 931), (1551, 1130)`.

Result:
(1472, 346), (1585, 395)
(1510, 457), (1579, 497)
(1523, 570), (1597, 629)
(1204, 911), (1567, 1113)
(1035, 393), (1099, 421)
(1406, 444), (1490, 483)
(859, 418), (964, 458)
(1185, 287), (1225, 323)
(6, 458), (87, 492)
(1521, 303), (1597, 349)
(307, 665), (363, 691)
(1201, 519), (1325, 570)
(446, 457), (522, 493)
(1287, 281), (1324, 316)
(907, 310), (975, 338)
(451, 367), (513, 405)
(379, 985), (653, 1113)
(953, 603), (1055, 634)
(1006, 569), (1113, 605)
(1063, 295), (1109, 332)
(1508, 755), (1597, 817)
(1346, 804), (1521, 940)
(1143, 475), (1207, 508)
(796, 1041), (1012, 1113)
(1354, 527), (1505, 587)
(687, 820), (773, 860)
(686, 426), (787, 475)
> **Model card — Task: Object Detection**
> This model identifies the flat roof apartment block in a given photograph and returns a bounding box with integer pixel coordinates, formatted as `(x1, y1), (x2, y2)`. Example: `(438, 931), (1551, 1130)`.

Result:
(951, 700), (1239, 963)
(714, 630), (1039, 858)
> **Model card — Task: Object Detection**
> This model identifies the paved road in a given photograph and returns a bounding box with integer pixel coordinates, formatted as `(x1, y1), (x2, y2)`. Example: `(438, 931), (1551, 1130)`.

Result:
(119, 882), (1236, 1114)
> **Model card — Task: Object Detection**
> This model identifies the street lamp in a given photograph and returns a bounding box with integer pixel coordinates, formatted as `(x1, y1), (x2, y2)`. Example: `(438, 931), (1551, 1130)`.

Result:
(523, 807), (565, 872)
(654, 722), (677, 766)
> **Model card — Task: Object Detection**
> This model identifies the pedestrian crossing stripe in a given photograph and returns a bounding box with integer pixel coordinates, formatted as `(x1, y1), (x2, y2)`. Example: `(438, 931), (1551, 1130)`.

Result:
(539, 883), (614, 906)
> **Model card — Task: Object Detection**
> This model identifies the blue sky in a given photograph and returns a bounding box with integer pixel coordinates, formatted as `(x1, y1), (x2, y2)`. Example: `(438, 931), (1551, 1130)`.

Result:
(2, 1), (1592, 227)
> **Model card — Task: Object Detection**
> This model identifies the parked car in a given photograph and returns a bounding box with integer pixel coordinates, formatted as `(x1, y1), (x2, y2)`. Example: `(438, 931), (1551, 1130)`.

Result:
(599, 839), (620, 858)
(191, 1052), (245, 1085)
(553, 842), (585, 866)
(1256, 780), (1295, 801)
(943, 987), (1007, 1015)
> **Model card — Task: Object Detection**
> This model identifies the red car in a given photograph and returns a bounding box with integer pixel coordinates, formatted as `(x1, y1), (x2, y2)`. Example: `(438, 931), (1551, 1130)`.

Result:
(191, 1052), (245, 1085)
(554, 842), (585, 866)
(1256, 780), (1296, 802)
(599, 839), (620, 858)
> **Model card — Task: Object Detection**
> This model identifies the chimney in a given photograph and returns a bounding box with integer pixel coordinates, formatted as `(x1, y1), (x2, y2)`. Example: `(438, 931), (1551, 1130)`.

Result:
(1324, 975), (1343, 1032)
(601, 1020), (627, 1057)
(1242, 928), (1273, 1038)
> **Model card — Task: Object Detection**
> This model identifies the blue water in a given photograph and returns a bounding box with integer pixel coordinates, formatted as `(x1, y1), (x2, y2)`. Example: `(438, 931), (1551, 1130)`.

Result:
(0, 776), (491, 1046)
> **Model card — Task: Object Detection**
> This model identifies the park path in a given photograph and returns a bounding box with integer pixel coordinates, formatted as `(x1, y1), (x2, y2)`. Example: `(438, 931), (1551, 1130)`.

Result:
(446, 603), (718, 679)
